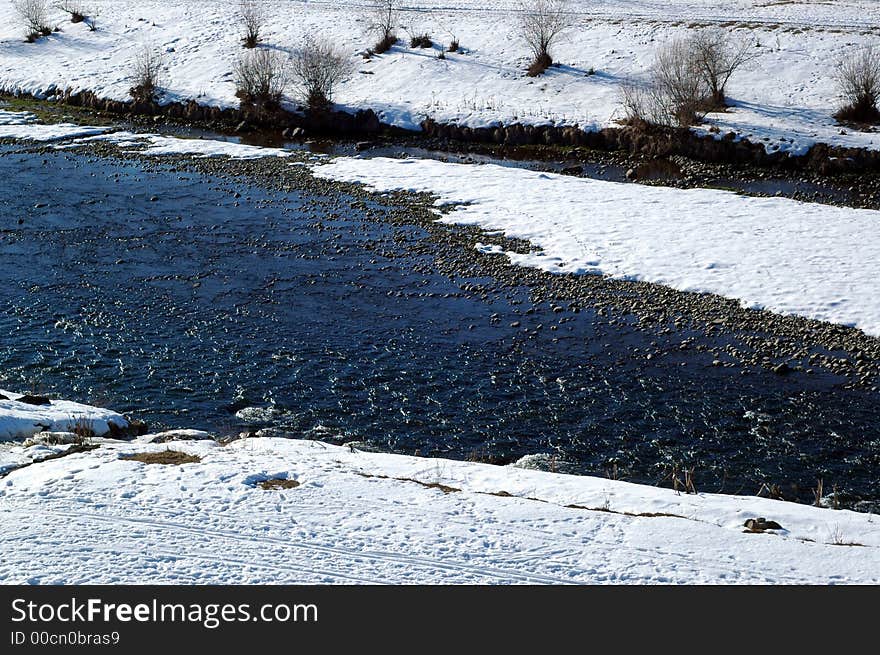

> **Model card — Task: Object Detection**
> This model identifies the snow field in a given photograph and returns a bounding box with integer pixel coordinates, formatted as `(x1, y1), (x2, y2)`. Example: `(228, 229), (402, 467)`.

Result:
(1, 436), (878, 584)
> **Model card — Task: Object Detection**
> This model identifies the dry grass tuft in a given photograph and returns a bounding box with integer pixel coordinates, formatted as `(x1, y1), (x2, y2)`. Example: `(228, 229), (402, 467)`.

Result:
(258, 478), (301, 490)
(121, 450), (202, 465)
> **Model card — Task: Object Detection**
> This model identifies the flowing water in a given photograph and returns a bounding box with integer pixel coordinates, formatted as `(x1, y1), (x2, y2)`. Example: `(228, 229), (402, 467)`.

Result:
(1, 144), (878, 508)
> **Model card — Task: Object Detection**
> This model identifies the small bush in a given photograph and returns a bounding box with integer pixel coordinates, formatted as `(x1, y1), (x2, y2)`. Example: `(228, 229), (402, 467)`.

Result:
(234, 48), (288, 111)
(129, 45), (165, 104)
(239, 0), (266, 49)
(410, 33), (433, 49)
(527, 52), (553, 77)
(71, 416), (96, 442)
(367, 0), (399, 53)
(518, 0), (573, 76)
(448, 39), (459, 53)
(290, 36), (354, 113)
(373, 33), (397, 54)
(621, 79), (654, 128)
(13, 0), (54, 41)
(58, 1), (86, 23)
(834, 46), (880, 124)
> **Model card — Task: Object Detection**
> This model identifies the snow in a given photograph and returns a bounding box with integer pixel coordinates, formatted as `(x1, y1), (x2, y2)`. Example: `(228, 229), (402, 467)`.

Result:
(313, 156), (880, 336)
(0, 108), (108, 140)
(0, 389), (129, 442)
(91, 130), (293, 159)
(1, 436), (877, 584)
(0, 442), (66, 475)
(0, 110), (292, 156)
(0, 1), (878, 154)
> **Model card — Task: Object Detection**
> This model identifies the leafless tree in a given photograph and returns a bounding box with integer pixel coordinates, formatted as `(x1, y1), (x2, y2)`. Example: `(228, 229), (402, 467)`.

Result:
(129, 45), (165, 104)
(239, 0), (266, 49)
(690, 29), (757, 107)
(367, 0), (399, 53)
(290, 36), (354, 111)
(234, 48), (288, 108)
(13, 0), (53, 40)
(517, 0), (573, 76)
(834, 45), (880, 123)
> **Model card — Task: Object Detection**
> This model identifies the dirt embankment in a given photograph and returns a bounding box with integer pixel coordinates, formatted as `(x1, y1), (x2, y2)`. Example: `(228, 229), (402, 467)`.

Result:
(20, 88), (880, 177)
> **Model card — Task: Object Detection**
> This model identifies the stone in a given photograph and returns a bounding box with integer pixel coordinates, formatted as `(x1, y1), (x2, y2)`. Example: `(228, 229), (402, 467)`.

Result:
(743, 517), (784, 532)
(137, 429), (214, 444)
(16, 394), (52, 406)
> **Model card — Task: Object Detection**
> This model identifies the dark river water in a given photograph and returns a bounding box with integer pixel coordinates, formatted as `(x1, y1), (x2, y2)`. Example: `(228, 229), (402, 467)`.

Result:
(1, 144), (878, 509)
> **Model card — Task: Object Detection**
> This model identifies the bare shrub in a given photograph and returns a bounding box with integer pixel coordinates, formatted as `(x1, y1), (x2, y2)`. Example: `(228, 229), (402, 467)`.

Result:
(434, 16), (460, 53)
(402, 16), (432, 49)
(622, 38), (707, 128)
(834, 46), (880, 124)
(690, 29), (756, 108)
(239, 0), (266, 49)
(57, 0), (85, 23)
(409, 33), (433, 49)
(367, 0), (399, 54)
(13, 0), (54, 41)
(234, 48), (288, 111)
(653, 37), (707, 126)
(71, 416), (96, 443)
(620, 79), (658, 127)
(129, 45), (165, 104)
(518, 0), (573, 76)
(290, 37), (354, 112)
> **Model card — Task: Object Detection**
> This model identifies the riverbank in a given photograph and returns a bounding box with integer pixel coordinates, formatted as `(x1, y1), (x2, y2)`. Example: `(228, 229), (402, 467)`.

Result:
(7, 91), (880, 216)
(2, 434), (879, 584)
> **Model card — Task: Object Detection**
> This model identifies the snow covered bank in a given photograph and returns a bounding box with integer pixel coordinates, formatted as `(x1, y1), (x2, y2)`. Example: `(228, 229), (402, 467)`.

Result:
(0, 109), (293, 157)
(0, 1), (878, 155)
(0, 390), (129, 442)
(86, 130), (293, 159)
(0, 108), (108, 140)
(1, 436), (877, 584)
(313, 156), (880, 337)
